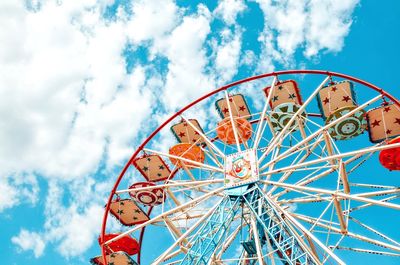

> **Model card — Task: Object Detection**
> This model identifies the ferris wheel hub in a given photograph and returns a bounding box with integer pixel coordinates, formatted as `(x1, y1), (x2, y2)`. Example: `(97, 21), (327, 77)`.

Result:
(224, 149), (260, 196)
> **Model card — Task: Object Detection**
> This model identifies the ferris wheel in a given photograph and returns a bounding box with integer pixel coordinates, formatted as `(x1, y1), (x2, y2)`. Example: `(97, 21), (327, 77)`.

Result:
(91, 70), (400, 265)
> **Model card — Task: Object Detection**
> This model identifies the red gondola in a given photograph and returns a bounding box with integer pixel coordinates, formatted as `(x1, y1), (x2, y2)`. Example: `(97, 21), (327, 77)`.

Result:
(379, 137), (400, 170)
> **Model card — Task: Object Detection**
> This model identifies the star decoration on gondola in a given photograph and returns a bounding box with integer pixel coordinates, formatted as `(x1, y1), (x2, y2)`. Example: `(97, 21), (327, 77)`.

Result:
(222, 107), (229, 114)
(371, 119), (381, 127)
(159, 165), (165, 170)
(178, 132), (186, 137)
(142, 166), (149, 172)
(278, 85), (284, 90)
(323, 97), (330, 105)
(288, 93), (296, 99)
(331, 86), (338, 92)
(386, 129), (392, 134)
(384, 106), (391, 112)
(239, 105), (246, 111)
(342, 96), (351, 102)
(395, 118), (400, 125)
(272, 96), (279, 102)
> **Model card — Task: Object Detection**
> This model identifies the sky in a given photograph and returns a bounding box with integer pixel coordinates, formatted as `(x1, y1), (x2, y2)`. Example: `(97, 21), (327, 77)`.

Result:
(1, 0), (400, 264)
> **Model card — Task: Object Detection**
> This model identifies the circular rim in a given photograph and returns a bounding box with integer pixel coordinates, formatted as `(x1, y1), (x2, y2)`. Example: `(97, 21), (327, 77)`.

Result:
(99, 69), (400, 264)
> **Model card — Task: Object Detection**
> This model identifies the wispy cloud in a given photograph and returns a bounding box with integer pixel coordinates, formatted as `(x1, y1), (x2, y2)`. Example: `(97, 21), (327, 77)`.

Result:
(11, 229), (46, 258)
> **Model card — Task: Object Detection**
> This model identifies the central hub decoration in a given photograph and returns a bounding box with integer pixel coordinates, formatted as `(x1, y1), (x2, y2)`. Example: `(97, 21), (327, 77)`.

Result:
(224, 149), (259, 191)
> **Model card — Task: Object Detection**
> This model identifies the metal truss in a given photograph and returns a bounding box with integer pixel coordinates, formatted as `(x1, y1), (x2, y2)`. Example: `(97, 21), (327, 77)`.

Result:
(180, 196), (242, 264)
(181, 184), (318, 265)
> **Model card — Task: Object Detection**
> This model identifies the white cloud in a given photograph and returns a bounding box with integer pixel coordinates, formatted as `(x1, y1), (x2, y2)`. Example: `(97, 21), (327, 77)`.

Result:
(41, 180), (105, 257)
(11, 229), (46, 258)
(0, 0), (155, 179)
(214, 0), (246, 25)
(214, 28), (243, 85)
(0, 174), (39, 212)
(304, 0), (359, 57)
(255, 0), (359, 62)
(161, 4), (215, 111)
(241, 50), (256, 66)
(127, 0), (180, 44)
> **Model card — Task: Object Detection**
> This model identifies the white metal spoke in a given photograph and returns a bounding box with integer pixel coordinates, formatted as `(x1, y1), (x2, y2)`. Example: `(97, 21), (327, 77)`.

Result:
(262, 180), (400, 210)
(265, 190), (345, 265)
(292, 213), (400, 252)
(260, 142), (400, 177)
(115, 179), (223, 194)
(104, 187), (225, 246)
(143, 148), (224, 173)
(349, 216), (400, 247)
(253, 76), (277, 150)
(258, 76), (330, 164)
(154, 199), (222, 264)
(260, 94), (382, 171)
(224, 90), (241, 151)
(334, 246), (400, 257)
(181, 115), (226, 159)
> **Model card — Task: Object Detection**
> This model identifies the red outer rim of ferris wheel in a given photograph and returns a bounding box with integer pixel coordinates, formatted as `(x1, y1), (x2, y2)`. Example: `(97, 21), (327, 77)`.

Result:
(99, 69), (400, 264)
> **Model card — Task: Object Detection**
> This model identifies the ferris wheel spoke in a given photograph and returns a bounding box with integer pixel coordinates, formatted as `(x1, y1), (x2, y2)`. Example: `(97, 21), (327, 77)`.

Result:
(253, 76), (277, 150)
(349, 216), (400, 247)
(115, 179), (223, 195)
(291, 213), (400, 252)
(260, 94), (382, 171)
(180, 115), (226, 159)
(262, 191), (345, 265)
(143, 148), (224, 173)
(266, 138), (327, 195)
(354, 188), (400, 198)
(258, 76), (331, 165)
(259, 133), (326, 172)
(273, 168), (338, 200)
(263, 180), (400, 211)
(291, 213), (342, 234)
(163, 216), (188, 244)
(261, 142), (400, 178)
(104, 187), (225, 249)
(333, 246), (400, 257)
(224, 90), (242, 151)
(201, 145), (224, 168)
(345, 194), (400, 214)
(273, 148), (383, 200)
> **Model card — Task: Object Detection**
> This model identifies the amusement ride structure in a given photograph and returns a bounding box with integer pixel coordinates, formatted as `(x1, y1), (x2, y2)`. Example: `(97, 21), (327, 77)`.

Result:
(92, 70), (400, 264)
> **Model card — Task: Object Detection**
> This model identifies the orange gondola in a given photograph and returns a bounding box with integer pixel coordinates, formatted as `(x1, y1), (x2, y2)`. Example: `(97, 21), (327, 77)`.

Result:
(169, 143), (205, 168)
(216, 117), (252, 145)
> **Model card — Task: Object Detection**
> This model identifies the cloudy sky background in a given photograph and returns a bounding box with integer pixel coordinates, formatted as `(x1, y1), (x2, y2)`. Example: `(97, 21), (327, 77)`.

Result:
(1, 0), (399, 264)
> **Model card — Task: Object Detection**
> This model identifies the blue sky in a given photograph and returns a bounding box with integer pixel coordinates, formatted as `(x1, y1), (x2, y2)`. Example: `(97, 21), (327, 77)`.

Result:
(1, 0), (400, 264)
